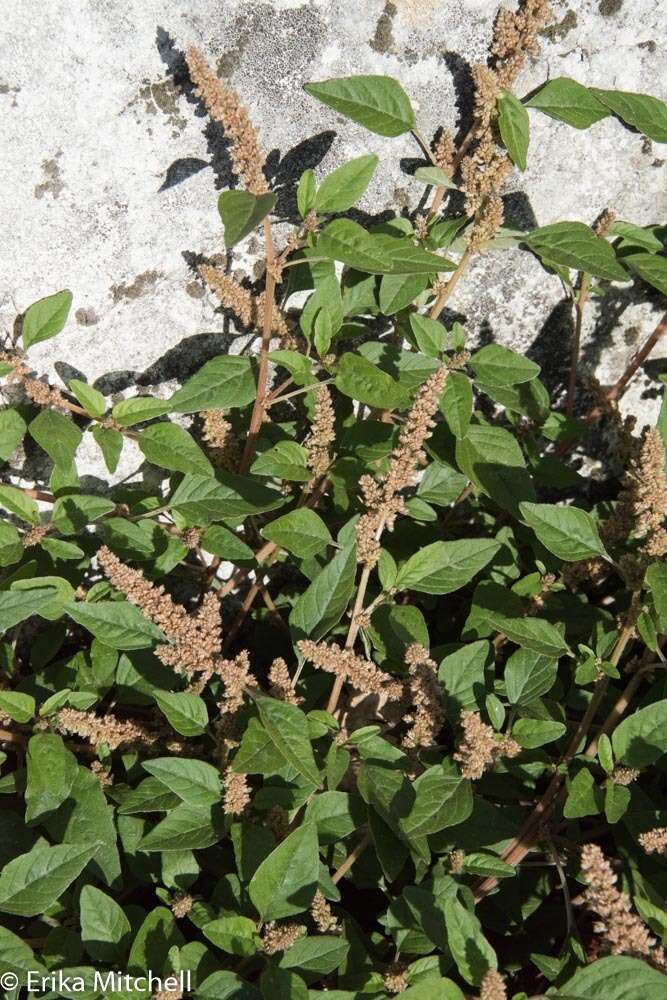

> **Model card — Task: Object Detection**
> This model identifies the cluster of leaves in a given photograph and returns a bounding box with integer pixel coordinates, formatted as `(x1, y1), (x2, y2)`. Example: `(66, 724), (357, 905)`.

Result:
(1, 15), (667, 1000)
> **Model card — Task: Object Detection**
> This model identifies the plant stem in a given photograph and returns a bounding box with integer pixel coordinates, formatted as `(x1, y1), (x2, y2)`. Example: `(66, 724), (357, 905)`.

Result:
(239, 217), (277, 475)
(429, 245), (473, 320)
(566, 271), (590, 417)
(331, 829), (371, 884)
(473, 620), (636, 902)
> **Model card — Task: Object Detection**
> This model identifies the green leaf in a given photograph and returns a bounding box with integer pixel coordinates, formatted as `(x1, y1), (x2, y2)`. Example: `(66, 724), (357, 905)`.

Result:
(290, 543), (357, 641)
(498, 90), (529, 170)
(200, 524), (255, 562)
(469, 344), (540, 386)
(0, 842), (99, 916)
(304, 790), (365, 843)
(440, 372), (473, 439)
(138, 422), (214, 477)
(0, 589), (59, 632)
(251, 441), (310, 482)
(611, 220), (664, 253)
(525, 221), (628, 281)
(335, 352), (408, 409)
(624, 252), (667, 296)
(0, 484), (40, 525)
(612, 698), (667, 769)
(318, 219), (449, 275)
(525, 77), (609, 129)
(297, 169), (317, 218)
(68, 379), (106, 418)
(155, 691), (209, 737)
(304, 75), (415, 137)
(409, 314), (447, 357)
(169, 356), (256, 413)
(249, 822), (319, 921)
(505, 649), (557, 706)
(143, 757), (222, 807)
(203, 915), (261, 957)
(112, 395), (171, 427)
(170, 472), (284, 524)
(590, 88), (667, 143)
(417, 461), (468, 506)
(25, 734), (78, 823)
(401, 768), (472, 839)
(379, 273), (429, 315)
(0, 522), (23, 567)
(0, 690), (35, 724)
(513, 718), (566, 749)
(218, 190), (276, 247)
(139, 802), (224, 851)
(65, 600), (166, 650)
(280, 934), (349, 974)
(91, 425), (123, 474)
(646, 562), (667, 631)
(444, 898), (496, 985)
(557, 955), (667, 1000)
(464, 582), (570, 657)
(22, 289), (72, 349)
(233, 718), (286, 775)
(455, 424), (535, 516)
(261, 509), (332, 558)
(439, 641), (490, 719)
(0, 408), (27, 461)
(29, 410), (82, 468)
(0, 925), (46, 979)
(315, 154), (378, 213)
(52, 494), (115, 533)
(414, 165), (457, 189)
(255, 696), (320, 786)
(520, 501), (609, 561)
(80, 885), (131, 963)
(462, 853), (516, 878)
(396, 539), (500, 595)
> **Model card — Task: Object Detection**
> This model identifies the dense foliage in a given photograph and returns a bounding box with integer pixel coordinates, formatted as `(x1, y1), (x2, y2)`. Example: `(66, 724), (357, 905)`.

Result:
(1, 4), (667, 998)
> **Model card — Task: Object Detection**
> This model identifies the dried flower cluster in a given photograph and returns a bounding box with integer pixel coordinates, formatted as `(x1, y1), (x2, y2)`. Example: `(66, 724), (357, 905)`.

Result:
(581, 843), (666, 968)
(491, 0), (553, 88)
(383, 965), (409, 994)
(639, 827), (667, 856)
(202, 408), (241, 472)
(170, 893), (194, 919)
(453, 711), (520, 780)
(356, 365), (449, 567)
(262, 922), (305, 955)
(57, 708), (157, 752)
(98, 546), (223, 685)
(305, 385), (336, 479)
(480, 968), (507, 1000)
(402, 644), (445, 749)
(311, 889), (340, 933)
(186, 48), (268, 195)
(298, 639), (402, 701)
(268, 656), (301, 704)
(223, 767), (251, 815)
(198, 265), (289, 339)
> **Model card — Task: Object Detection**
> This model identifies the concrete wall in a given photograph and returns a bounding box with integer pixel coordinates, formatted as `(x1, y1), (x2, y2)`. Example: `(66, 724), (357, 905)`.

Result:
(2, 0), (666, 480)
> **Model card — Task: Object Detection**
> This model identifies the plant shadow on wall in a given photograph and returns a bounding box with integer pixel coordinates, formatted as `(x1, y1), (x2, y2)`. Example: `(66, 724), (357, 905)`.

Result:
(2, 2), (667, 999)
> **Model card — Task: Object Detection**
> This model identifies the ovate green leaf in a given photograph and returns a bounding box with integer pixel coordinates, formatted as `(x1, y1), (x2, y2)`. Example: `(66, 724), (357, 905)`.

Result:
(304, 75), (415, 137)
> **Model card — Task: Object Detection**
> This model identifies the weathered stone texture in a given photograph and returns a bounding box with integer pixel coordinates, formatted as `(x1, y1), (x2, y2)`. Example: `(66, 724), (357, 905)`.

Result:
(1, 0), (666, 474)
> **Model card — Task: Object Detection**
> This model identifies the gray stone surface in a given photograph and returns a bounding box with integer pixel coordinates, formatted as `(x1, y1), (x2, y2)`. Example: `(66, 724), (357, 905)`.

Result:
(1, 0), (666, 482)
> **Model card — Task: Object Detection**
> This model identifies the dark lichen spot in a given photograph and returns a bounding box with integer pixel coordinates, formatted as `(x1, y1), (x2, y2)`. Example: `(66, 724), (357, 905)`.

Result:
(0, 81), (20, 107)
(639, 39), (657, 53)
(624, 326), (640, 346)
(653, 158), (665, 168)
(370, 1), (397, 54)
(185, 280), (205, 300)
(129, 77), (186, 133)
(540, 8), (577, 41)
(217, 19), (252, 78)
(34, 152), (64, 200)
(642, 137), (652, 155)
(111, 271), (162, 304)
(75, 308), (99, 326)
(599, 0), (623, 15)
